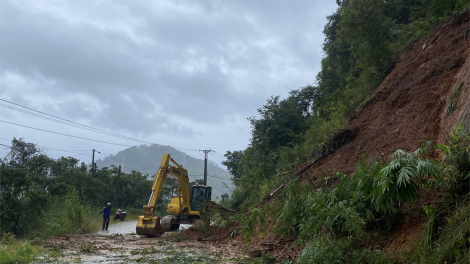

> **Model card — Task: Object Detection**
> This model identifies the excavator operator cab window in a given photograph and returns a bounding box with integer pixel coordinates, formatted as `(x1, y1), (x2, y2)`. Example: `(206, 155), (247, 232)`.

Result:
(191, 186), (212, 211)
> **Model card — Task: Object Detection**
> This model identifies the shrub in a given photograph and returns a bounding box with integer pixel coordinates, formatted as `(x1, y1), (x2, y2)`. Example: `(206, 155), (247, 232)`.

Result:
(252, 254), (276, 264)
(436, 123), (470, 199)
(372, 148), (441, 214)
(241, 207), (267, 242)
(418, 196), (470, 264)
(0, 241), (39, 264)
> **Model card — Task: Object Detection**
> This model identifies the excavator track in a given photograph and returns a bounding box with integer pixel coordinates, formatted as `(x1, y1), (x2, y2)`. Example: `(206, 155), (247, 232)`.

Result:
(161, 215), (180, 231)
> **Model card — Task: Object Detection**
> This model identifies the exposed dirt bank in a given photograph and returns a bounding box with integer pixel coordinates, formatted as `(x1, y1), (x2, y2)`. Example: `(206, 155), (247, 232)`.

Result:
(299, 10), (470, 255)
(306, 11), (470, 179)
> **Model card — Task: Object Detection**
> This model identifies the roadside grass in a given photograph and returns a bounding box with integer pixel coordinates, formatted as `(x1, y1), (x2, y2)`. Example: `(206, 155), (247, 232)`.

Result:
(125, 207), (144, 216)
(0, 201), (141, 263)
(123, 213), (140, 221)
(0, 234), (43, 264)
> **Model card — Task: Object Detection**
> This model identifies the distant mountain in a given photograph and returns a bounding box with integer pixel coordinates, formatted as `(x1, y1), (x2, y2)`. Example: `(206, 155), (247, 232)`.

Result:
(95, 144), (232, 198)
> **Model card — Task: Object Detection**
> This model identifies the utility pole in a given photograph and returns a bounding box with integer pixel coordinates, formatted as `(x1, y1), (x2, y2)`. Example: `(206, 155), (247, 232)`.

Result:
(114, 165), (121, 209)
(199, 149), (214, 186)
(92, 149), (100, 175)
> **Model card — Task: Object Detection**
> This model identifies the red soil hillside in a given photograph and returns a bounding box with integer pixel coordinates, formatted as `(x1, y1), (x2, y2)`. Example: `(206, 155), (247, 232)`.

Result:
(301, 11), (470, 254)
(305, 11), (470, 179)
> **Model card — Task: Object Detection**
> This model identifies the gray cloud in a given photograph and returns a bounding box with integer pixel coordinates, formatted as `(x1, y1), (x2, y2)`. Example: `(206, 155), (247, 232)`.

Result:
(0, 0), (337, 156)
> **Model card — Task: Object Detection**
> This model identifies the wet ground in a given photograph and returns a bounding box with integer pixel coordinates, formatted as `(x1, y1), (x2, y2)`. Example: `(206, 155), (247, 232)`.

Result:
(96, 220), (191, 235)
(38, 220), (248, 263)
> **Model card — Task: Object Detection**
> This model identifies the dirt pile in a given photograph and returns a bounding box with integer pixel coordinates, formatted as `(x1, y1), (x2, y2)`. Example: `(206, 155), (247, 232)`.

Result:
(176, 224), (302, 260)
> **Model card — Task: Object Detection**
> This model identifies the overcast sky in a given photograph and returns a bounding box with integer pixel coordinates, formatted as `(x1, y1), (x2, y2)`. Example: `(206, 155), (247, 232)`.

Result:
(0, 0), (338, 167)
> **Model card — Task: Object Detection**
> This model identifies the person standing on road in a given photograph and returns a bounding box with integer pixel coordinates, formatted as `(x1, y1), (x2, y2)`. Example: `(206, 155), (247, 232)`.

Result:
(99, 202), (111, 231)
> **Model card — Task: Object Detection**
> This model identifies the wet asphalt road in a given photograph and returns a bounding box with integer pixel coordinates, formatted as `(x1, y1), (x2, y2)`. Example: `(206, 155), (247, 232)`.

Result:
(96, 220), (191, 235)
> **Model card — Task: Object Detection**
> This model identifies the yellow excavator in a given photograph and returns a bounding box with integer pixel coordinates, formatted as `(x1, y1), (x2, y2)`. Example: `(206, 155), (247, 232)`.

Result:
(136, 153), (213, 237)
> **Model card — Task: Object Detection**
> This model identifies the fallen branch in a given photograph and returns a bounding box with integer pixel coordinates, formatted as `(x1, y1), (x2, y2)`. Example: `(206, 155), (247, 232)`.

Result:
(248, 248), (274, 258)
(202, 236), (219, 241)
(259, 239), (294, 246)
(217, 209), (252, 243)
(303, 173), (315, 186)
(429, 20), (452, 45)
(209, 200), (239, 215)
(75, 219), (90, 234)
(273, 170), (294, 177)
(265, 156), (323, 201)
(219, 154), (326, 242)
(411, 19), (454, 62)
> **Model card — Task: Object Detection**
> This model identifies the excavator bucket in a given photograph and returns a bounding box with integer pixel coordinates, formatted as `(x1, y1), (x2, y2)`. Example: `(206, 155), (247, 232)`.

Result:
(136, 216), (164, 237)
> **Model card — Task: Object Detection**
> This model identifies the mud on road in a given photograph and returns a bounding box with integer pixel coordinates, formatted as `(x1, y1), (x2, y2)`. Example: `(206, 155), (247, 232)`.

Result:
(39, 220), (248, 263)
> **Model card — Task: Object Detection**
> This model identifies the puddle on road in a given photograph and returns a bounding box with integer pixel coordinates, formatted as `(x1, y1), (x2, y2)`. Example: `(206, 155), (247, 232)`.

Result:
(38, 220), (238, 263)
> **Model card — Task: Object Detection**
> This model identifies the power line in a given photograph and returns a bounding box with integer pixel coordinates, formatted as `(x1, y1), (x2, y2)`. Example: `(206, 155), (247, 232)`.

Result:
(0, 99), (199, 152)
(209, 153), (225, 160)
(98, 150), (162, 169)
(96, 151), (229, 180)
(1, 137), (230, 181)
(0, 145), (158, 180)
(0, 143), (62, 162)
(0, 142), (160, 174)
(0, 138), (90, 152)
(103, 156), (161, 172)
(0, 143), (231, 182)
(212, 151), (226, 157)
(0, 120), (135, 147)
(0, 138), (91, 158)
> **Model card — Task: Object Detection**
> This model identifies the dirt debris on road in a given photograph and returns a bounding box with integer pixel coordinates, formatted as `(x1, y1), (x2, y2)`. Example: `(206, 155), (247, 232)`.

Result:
(38, 220), (250, 263)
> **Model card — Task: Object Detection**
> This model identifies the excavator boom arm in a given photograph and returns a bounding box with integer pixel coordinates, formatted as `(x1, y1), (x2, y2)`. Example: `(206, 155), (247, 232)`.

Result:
(143, 153), (171, 218)
(136, 153), (192, 236)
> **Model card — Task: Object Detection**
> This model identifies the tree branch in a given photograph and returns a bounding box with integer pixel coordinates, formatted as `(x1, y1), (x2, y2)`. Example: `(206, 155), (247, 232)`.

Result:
(0, 213), (19, 223)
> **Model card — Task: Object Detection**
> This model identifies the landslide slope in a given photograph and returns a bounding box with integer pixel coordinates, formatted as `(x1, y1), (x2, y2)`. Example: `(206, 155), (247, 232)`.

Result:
(300, 11), (470, 253)
(305, 11), (470, 179)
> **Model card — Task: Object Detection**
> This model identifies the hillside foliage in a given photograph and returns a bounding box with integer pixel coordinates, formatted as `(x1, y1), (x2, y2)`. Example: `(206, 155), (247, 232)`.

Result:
(241, 124), (469, 263)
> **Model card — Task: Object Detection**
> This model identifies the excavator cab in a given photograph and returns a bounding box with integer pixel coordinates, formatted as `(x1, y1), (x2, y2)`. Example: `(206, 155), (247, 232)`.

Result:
(190, 185), (212, 211)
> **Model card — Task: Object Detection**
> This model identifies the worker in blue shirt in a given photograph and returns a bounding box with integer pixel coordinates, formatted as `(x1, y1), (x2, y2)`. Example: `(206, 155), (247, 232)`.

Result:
(99, 202), (111, 231)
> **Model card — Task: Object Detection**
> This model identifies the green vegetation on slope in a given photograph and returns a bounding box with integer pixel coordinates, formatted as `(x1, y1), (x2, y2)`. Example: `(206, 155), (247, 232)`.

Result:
(242, 124), (469, 263)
